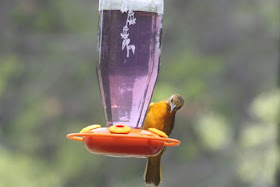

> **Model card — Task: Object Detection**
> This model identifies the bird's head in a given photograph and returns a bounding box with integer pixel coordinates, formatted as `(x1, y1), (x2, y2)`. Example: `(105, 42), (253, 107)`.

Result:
(168, 94), (184, 113)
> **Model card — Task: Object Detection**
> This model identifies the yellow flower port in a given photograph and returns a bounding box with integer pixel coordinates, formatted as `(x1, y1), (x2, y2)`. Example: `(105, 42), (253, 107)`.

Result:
(80, 124), (101, 133)
(148, 128), (168, 138)
(109, 124), (131, 134)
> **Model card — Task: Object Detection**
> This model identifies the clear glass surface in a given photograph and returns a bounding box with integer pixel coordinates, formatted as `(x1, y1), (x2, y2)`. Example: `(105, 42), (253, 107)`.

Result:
(97, 0), (163, 128)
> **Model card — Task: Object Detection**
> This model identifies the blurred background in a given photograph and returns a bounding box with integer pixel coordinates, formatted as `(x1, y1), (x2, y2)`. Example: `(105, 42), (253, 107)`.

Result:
(0, 0), (279, 187)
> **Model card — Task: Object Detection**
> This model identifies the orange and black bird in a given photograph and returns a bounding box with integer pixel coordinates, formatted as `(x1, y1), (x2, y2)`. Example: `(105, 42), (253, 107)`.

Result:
(142, 94), (184, 187)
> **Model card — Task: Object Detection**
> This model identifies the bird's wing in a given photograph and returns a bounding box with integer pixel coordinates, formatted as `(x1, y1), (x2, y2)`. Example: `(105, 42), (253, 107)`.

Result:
(170, 117), (175, 135)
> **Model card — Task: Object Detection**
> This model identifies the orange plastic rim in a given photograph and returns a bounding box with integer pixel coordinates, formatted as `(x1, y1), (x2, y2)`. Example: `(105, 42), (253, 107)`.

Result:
(67, 127), (180, 157)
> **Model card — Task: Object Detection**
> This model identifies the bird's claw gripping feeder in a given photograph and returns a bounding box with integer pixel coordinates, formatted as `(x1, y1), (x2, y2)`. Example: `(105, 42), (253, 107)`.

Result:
(67, 0), (180, 158)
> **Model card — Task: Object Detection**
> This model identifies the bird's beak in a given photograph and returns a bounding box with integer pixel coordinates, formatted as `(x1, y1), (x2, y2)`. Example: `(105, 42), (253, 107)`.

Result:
(170, 103), (176, 113)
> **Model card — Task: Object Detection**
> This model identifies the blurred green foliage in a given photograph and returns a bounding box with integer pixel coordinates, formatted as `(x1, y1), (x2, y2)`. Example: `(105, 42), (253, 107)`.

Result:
(238, 90), (279, 186)
(0, 149), (61, 186)
(195, 112), (231, 151)
(0, 0), (279, 187)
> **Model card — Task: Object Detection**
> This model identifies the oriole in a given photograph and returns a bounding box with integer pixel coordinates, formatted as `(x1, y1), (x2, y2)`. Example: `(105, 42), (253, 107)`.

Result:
(142, 94), (184, 186)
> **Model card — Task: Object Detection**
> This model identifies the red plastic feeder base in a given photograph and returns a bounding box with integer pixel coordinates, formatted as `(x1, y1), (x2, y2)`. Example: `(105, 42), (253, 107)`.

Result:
(67, 127), (180, 158)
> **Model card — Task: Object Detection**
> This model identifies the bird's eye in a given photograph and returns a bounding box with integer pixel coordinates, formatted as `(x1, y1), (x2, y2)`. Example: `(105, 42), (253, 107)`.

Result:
(171, 98), (174, 103)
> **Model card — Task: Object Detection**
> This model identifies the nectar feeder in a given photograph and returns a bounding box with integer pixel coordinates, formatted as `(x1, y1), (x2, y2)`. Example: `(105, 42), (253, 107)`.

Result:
(67, 0), (181, 158)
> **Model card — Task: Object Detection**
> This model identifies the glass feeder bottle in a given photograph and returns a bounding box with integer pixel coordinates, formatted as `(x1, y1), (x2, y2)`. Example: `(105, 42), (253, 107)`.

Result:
(96, 0), (164, 128)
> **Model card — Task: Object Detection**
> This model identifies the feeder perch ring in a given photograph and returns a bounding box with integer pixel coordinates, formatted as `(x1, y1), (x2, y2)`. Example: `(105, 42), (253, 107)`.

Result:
(67, 126), (180, 158)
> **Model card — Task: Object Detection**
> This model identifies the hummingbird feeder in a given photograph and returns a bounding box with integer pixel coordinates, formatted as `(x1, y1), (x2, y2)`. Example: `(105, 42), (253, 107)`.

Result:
(67, 0), (180, 158)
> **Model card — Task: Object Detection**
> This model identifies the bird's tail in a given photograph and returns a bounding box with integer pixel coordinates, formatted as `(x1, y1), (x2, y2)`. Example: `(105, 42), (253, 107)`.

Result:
(144, 151), (163, 187)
